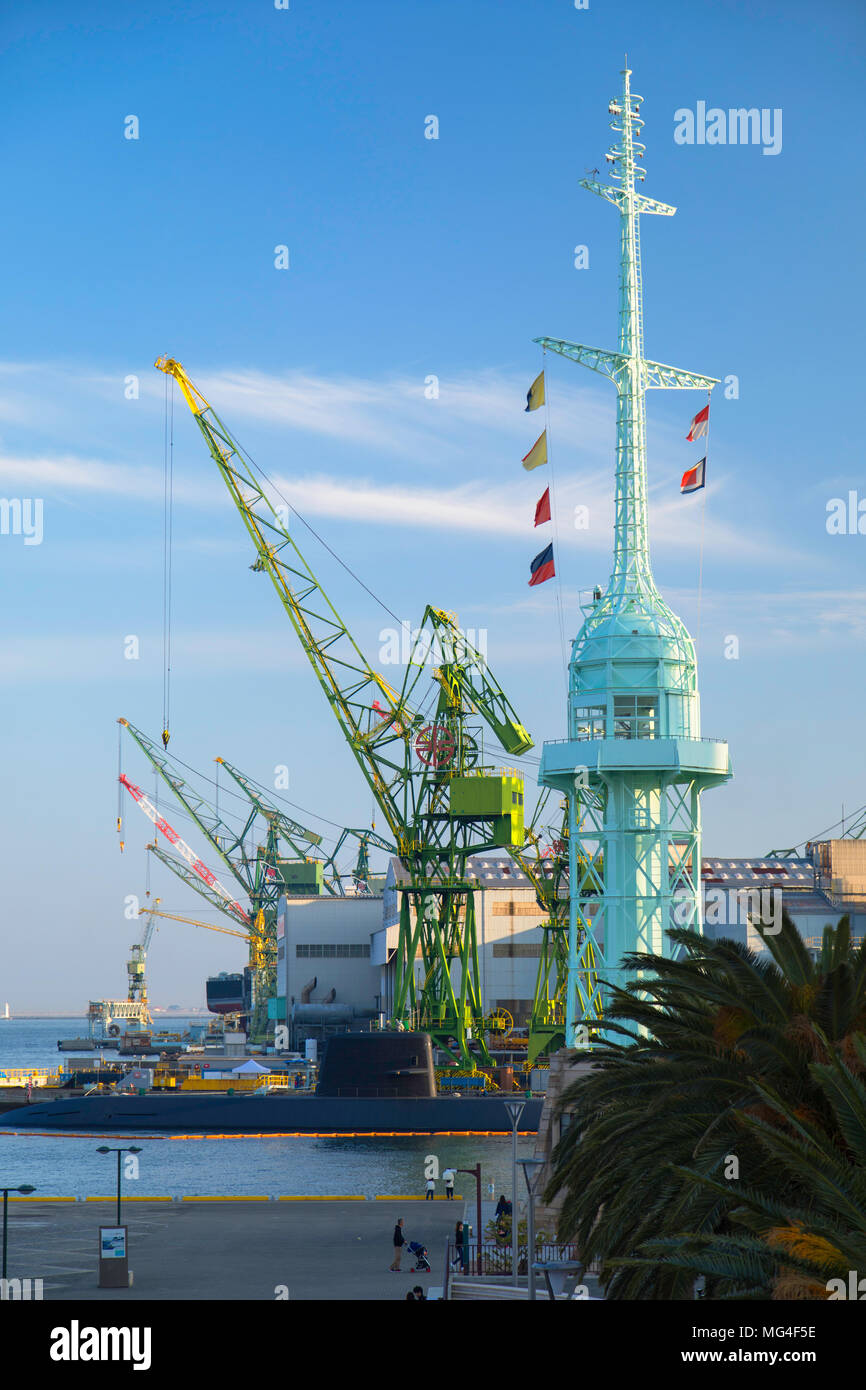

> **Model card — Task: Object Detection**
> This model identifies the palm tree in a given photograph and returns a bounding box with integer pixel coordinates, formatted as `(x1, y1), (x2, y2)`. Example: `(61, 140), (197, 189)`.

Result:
(544, 913), (866, 1299)
(624, 1041), (866, 1298)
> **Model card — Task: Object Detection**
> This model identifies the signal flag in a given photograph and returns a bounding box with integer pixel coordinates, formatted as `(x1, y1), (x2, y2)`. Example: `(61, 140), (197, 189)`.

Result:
(686, 404), (710, 441)
(528, 543), (555, 586)
(522, 431), (547, 471)
(534, 487), (551, 526)
(681, 457), (707, 494)
(525, 371), (545, 412)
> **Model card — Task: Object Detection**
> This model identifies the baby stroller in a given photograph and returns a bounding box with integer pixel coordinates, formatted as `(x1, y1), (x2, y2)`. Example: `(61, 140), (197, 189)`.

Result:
(407, 1240), (431, 1273)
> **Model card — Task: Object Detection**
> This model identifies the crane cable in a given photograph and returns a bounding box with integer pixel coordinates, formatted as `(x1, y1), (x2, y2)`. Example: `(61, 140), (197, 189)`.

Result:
(162, 376), (175, 747)
(229, 433), (401, 626)
(117, 722), (125, 852)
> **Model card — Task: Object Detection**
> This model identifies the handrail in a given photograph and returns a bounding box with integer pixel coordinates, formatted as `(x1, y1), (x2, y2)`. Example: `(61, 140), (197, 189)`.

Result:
(543, 734), (727, 745)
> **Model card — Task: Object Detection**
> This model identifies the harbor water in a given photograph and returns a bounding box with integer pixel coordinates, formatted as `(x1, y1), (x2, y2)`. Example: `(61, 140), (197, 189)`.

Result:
(0, 1018), (535, 1200)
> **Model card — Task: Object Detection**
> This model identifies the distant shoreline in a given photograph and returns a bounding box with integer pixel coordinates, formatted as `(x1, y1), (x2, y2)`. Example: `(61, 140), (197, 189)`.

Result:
(2, 1013), (209, 1020)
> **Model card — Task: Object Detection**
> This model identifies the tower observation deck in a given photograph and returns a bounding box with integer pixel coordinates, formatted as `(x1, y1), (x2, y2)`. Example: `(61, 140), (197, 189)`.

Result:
(537, 66), (732, 1044)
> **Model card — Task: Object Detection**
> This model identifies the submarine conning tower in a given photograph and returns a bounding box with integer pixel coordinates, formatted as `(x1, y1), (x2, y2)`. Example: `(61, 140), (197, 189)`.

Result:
(537, 65), (732, 1044)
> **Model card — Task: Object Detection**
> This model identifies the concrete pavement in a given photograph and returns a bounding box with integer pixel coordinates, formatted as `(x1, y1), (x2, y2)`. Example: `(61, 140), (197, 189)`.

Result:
(1, 1199), (466, 1301)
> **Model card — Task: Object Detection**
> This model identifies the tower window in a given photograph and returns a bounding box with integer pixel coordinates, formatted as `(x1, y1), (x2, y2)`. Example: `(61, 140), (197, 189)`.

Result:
(614, 696), (658, 739)
(574, 705), (606, 740)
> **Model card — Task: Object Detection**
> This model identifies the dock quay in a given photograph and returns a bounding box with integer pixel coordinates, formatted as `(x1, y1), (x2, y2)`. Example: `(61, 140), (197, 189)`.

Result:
(0, 1199), (597, 1302)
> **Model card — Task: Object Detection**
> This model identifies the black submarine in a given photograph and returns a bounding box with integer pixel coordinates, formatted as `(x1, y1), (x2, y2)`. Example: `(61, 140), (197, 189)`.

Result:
(0, 1033), (543, 1134)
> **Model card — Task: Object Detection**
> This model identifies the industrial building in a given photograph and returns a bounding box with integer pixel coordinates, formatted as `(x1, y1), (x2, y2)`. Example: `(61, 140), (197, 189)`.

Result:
(700, 840), (866, 953)
(275, 854), (556, 1051)
(275, 892), (383, 1047)
(272, 839), (866, 1053)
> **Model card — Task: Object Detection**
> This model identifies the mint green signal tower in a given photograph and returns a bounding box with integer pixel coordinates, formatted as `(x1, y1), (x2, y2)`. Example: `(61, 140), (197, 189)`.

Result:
(538, 66), (732, 1043)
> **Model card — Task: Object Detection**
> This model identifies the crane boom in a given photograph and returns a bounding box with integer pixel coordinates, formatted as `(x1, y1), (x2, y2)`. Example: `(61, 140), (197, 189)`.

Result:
(215, 758), (395, 896)
(139, 902), (255, 944)
(119, 773), (249, 920)
(154, 357), (417, 843)
(146, 842), (252, 930)
(327, 827), (394, 893)
(425, 608), (532, 757)
(215, 758), (323, 848)
(120, 718), (256, 895)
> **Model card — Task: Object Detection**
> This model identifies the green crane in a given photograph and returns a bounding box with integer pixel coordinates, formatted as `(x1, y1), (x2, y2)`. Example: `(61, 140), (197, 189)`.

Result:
(120, 720), (395, 1038)
(120, 718), (331, 1040)
(155, 357), (534, 1065)
(506, 788), (602, 1063)
(214, 757), (393, 897)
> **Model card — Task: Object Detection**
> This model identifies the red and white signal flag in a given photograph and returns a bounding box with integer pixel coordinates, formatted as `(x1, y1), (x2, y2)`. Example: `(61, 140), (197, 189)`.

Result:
(686, 404), (710, 441)
(681, 457), (706, 494)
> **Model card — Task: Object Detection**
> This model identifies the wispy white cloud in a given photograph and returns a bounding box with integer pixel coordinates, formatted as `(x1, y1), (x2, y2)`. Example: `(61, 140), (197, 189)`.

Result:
(674, 586), (866, 647)
(0, 360), (808, 568)
(0, 452), (167, 499)
(0, 630), (309, 684)
(267, 467), (799, 562)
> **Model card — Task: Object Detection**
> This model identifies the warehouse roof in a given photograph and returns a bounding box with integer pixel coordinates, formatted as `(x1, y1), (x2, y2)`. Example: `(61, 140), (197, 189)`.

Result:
(387, 854), (547, 889)
(700, 857), (813, 889)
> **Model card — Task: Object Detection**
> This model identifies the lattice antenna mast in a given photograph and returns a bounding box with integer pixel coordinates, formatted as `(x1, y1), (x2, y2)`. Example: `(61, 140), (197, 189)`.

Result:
(536, 67), (732, 1047)
(536, 64), (718, 613)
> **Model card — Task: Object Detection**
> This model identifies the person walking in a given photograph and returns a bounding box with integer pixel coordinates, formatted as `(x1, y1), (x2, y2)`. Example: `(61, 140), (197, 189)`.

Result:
(425, 1176), (435, 1200)
(390, 1217), (406, 1271)
(454, 1219), (469, 1273)
(443, 1168), (455, 1200)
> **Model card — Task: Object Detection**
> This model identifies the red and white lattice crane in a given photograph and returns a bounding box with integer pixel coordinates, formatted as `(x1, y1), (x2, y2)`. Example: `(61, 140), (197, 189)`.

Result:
(118, 774), (250, 923)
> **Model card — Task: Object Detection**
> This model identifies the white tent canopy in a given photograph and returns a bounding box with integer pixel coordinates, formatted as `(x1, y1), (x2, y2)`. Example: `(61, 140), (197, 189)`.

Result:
(231, 1059), (271, 1074)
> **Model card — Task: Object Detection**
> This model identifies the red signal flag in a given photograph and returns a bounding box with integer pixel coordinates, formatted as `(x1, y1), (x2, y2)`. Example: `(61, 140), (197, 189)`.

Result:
(534, 487), (551, 527)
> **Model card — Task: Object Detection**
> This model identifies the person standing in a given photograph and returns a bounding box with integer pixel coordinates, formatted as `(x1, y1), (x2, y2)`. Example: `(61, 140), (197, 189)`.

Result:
(390, 1217), (406, 1271)
(425, 1176), (435, 1200)
(443, 1168), (455, 1200)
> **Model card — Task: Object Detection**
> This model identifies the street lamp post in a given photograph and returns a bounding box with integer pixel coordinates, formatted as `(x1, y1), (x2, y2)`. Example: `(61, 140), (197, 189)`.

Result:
(518, 1157), (545, 1301)
(1, 1185), (36, 1280)
(504, 1100), (525, 1287)
(96, 1146), (142, 1225)
(456, 1164), (484, 1275)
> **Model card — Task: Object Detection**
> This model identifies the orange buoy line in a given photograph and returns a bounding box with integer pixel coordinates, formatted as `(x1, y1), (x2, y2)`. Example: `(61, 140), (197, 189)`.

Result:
(1, 1127), (533, 1139)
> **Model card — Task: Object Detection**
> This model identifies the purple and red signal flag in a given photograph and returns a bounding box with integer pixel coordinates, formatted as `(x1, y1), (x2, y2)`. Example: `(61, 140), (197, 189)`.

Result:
(528, 542), (555, 587)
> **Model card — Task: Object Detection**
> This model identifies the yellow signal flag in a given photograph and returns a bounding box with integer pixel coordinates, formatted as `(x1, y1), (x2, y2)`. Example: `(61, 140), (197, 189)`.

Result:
(522, 430), (548, 471)
(525, 371), (545, 412)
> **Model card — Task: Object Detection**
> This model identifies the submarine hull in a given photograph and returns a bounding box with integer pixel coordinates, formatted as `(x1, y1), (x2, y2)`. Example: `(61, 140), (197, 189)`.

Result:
(0, 1092), (543, 1134)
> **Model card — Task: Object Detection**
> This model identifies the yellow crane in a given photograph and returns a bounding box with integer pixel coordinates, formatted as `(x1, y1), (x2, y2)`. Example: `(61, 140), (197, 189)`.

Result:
(138, 899), (265, 969)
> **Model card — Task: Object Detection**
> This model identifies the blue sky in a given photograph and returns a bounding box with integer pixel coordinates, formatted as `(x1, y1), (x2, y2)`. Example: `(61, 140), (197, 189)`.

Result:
(0, 0), (864, 1009)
